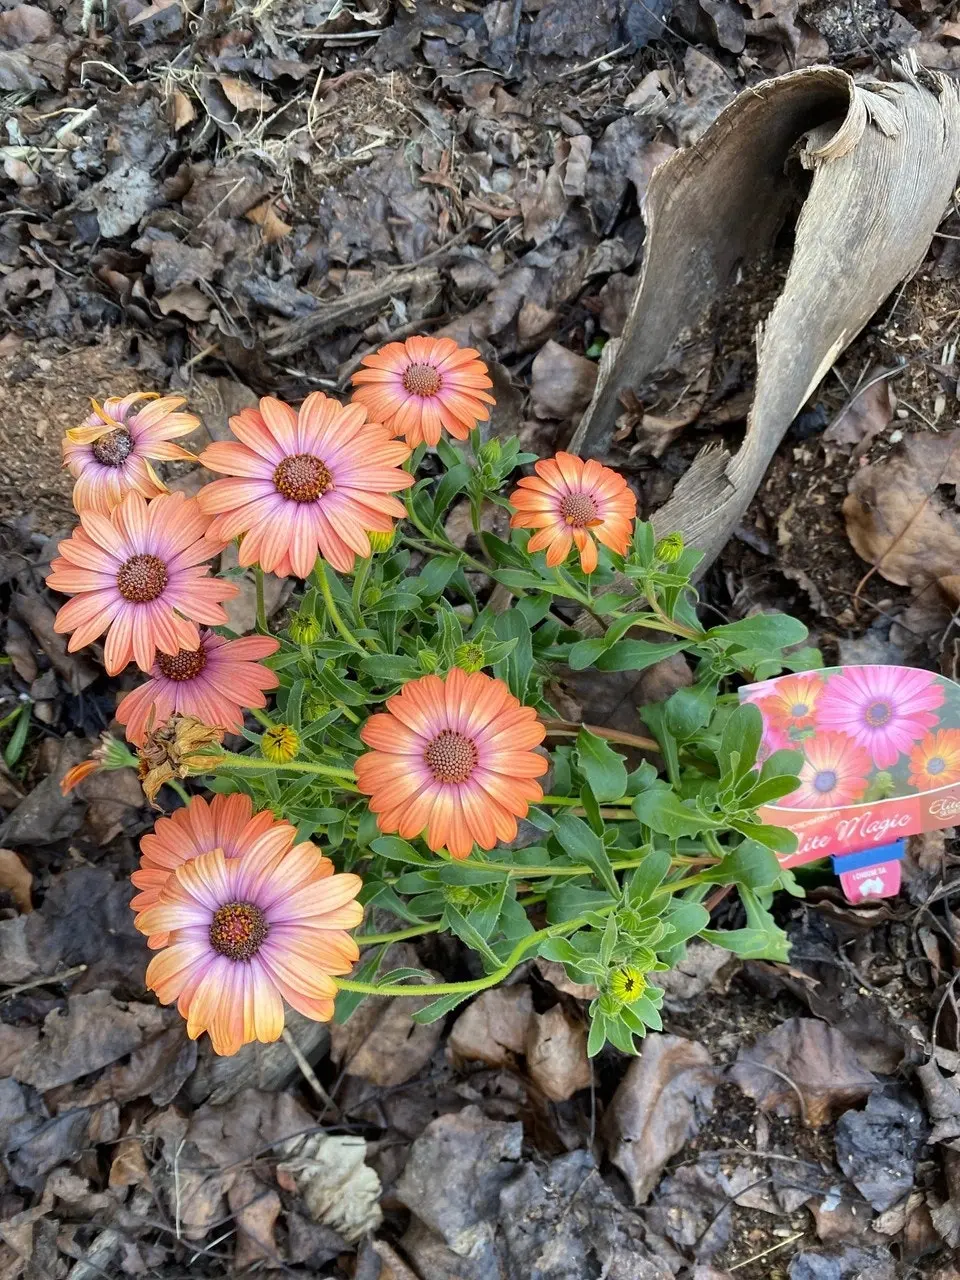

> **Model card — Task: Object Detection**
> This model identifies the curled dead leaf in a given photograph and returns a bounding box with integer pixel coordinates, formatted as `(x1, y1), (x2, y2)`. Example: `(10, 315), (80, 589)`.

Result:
(843, 430), (960, 588)
(217, 75), (275, 114)
(0, 848), (32, 912)
(525, 1005), (591, 1101)
(246, 199), (293, 244)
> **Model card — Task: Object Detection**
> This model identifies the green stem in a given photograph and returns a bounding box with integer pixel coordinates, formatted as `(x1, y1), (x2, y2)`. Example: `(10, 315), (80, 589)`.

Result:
(351, 556), (371, 617)
(255, 566), (268, 633)
(337, 906), (612, 998)
(356, 921), (444, 947)
(250, 707), (274, 730)
(168, 779), (191, 805)
(703, 830), (726, 858)
(209, 751), (360, 789)
(316, 566), (369, 656)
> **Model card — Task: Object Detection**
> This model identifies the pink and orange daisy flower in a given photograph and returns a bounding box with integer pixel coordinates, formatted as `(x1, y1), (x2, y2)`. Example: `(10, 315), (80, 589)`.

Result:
(116, 629), (280, 746)
(356, 667), (548, 859)
(351, 336), (495, 448)
(908, 729), (960, 790)
(197, 393), (413, 578)
(136, 840), (363, 1056)
(131, 792), (287, 945)
(46, 491), (237, 676)
(817, 665), (944, 769)
(780, 732), (871, 810)
(63, 392), (199, 515)
(745, 673), (825, 735)
(509, 452), (636, 574)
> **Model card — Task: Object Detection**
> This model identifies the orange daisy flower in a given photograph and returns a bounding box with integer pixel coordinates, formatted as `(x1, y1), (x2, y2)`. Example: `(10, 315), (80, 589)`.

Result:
(116, 629), (280, 746)
(355, 667), (548, 859)
(46, 491), (237, 675)
(132, 792), (296, 945)
(63, 392), (199, 515)
(908, 729), (960, 790)
(351, 336), (495, 447)
(509, 452), (636, 574)
(136, 842), (363, 1055)
(197, 394), (413, 578)
(743, 674), (825, 734)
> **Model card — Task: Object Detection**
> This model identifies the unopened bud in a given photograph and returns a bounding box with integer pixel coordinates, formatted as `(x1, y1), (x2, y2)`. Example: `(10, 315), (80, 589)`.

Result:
(654, 532), (684, 564)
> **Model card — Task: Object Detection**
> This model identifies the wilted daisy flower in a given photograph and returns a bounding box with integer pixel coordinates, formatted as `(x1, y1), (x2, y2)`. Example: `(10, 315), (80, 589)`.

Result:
(47, 491), (237, 675)
(63, 393), (199, 515)
(351, 336), (495, 448)
(136, 843), (364, 1055)
(136, 715), (224, 806)
(355, 667), (547, 859)
(509, 452), (636, 574)
(132, 792), (296, 946)
(116, 630), (280, 746)
(197, 394), (413, 578)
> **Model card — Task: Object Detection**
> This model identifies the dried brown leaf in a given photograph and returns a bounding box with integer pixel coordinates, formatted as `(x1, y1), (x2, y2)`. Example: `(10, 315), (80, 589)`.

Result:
(525, 1005), (591, 1101)
(823, 370), (897, 453)
(170, 87), (195, 130)
(0, 5), (54, 47)
(530, 340), (598, 420)
(0, 849), (31, 913)
(603, 1033), (717, 1204)
(155, 285), (210, 320)
(448, 985), (533, 1067)
(217, 76), (274, 113)
(843, 431), (960, 588)
(730, 1017), (876, 1126)
(246, 199), (293, 244)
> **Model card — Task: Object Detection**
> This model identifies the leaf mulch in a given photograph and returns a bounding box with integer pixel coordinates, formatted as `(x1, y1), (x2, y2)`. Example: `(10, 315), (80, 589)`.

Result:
(2, 1), (960, 1277)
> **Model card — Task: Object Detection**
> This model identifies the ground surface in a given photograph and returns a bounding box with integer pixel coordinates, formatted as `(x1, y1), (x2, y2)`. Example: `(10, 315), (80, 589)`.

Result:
(1, 1), (960, 1278)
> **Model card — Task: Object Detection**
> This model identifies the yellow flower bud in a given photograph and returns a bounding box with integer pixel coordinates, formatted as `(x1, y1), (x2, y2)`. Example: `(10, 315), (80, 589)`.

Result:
(261, 724), (300, 764)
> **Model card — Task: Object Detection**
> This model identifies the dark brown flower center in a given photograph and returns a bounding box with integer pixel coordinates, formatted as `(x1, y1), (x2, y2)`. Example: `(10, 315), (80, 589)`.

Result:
(402, 362), (442, 397)
(273, 453), (333, 503)
(117, 554), (168, 603)
(559, 491), (599, 528)
(91, 427), (134, 467)
(209, 901), (268, 960)
(156, 645), (207, 682)
(425, 729), (478, 784)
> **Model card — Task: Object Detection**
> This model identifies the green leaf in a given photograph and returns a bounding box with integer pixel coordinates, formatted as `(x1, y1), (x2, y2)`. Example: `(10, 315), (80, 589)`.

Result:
(747, 775), (801, 806)
(701, 925), (790, 961)
(665, 681), (717, 740)
(709, 613), (808, 651)
(576, 729), (628, 804)
(412, 555), (462, 598)
(370, 836), (433, 866)
(632, 786), (723, 839)
(360, 653), (423, 683)
(333, 946), (384, 1024)
(587, 1012), (608, 1057)
(3, 703), (31, 768)
(444, 904), (503, 970)
(567, 636), (610, 671)
(434, 462), (472, 518)
(712, 839), (782, 892)
(411, 989), (475, 1024)
(759, 749), (805, 782)
(729, 819), (797, 853)
(594, 638), (687, 672)
(718, 703), (763, 785)
(492, 610), (534, 702)
(659, 899), (711, 949)
(553, 813), (619, 896)
(624, 848), (671, 906)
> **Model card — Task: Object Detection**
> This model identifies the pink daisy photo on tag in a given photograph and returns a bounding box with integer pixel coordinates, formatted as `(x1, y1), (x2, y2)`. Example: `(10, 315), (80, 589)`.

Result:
(816, 664), (944, 769)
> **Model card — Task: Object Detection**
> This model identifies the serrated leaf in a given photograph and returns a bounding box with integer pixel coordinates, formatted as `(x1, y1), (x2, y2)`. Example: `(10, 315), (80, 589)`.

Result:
(553, 813), (620, 896)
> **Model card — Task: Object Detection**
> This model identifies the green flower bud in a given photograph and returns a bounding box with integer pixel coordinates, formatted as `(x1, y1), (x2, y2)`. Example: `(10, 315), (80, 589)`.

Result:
(362, 584), (383, 606)
(288, 612), (322, 645)
(654, 532), (684, 564)
(303, 694), (333, 722)
(608, 966), (646, 1005)
(368, 529), (396, 555)
(453, 642), (485, 675)
(597, 993), (623, 1018)
(443, 885), (479, 908)
(418, 648), (440, 673)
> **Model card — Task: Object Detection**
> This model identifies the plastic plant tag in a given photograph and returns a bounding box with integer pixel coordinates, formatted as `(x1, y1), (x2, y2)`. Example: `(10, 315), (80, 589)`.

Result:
(738, 665), (960, 899)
